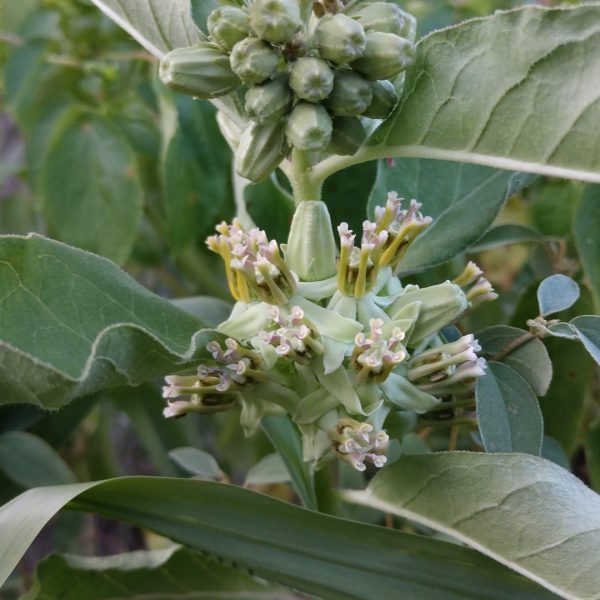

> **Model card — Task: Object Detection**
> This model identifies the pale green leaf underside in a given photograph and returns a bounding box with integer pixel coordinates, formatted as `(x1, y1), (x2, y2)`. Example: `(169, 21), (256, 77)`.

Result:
(22, 546), (299, 600)
(0, 234), (218, 409)
(346, 453), (600, 600)
(371, 6), (600, 183)
(0, 477), (554, 599)
(90, 0), (201, 58)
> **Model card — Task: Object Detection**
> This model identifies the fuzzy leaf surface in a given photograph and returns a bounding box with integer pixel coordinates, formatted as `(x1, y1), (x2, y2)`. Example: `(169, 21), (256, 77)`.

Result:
(0, 234), (218, 409)
(346, 453), (600, 600)
(371, 6), (600, 183)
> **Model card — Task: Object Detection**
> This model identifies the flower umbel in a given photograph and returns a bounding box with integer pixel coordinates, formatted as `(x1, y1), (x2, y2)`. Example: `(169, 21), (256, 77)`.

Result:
(207, 219), (297, 304)
(328, 417), (389, 471)
(165, 192), (491, 471)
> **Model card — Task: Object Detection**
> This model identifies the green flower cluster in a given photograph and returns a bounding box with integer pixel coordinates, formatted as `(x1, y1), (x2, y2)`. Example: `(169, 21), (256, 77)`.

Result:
(159, 0), (416, 182)
(163, 197), (496, 472)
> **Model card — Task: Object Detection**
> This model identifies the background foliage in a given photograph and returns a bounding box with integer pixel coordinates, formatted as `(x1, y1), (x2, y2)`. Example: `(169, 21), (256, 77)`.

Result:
(0, 0), (598, 599)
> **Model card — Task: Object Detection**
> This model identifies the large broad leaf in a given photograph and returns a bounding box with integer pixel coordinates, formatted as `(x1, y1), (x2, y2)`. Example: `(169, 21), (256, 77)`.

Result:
(367, 159), (533, 271)
(336, 6), (600, 184)
(475, 362), (544, 455)
(374, 5), (600, 181)
(477, 325), (552, 396)
(345, 452), (600, 600)
(0, 234), (218, 409)
(0, 477), (555, 599)
(41, 114), (143, 264)
(575, 187), (600, 306)
(22, 546), (299, 600)
(90, 0), (201, 58)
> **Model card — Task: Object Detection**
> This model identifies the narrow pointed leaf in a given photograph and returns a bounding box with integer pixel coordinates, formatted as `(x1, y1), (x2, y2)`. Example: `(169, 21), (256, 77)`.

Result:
(345, 452), (600, 600)
(0, 477), (555, 599)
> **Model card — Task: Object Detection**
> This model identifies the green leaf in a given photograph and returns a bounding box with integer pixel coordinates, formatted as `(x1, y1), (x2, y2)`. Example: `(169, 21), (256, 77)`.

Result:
(190, 0), (218, 33)
(245, 452), (291, 485)
(41, 114), (143, 264)
(368, 159), (533, 271)
(163, 97), (234, 252)
(22, 546), (298, 600)
(0, 477), (555, 599)
(541, 436), (570, 471)
(110, 385), (195, 477)
(468, 224), (544, 252)
(477, 325), (552, 396)
(169, 447), (224, 480)
(537, 274), (581, 317)
(475, 362), (543, 455)
(324, 161), (379, 234)
(575, 187), (600, 307)
(530, 180), (580, 238)
(570, 315), (600, 365)
(245, 175), (295, 243)
(370, 6), (600, 183)
(262, 415), (317, 510)
(345, 452), (600, 600)
(0, 431), (76, 487)
(90, 0), (202, 59)
(0, 234), (219, 409)
(171, 296), (233, 327)
(587, 420), (600, 494)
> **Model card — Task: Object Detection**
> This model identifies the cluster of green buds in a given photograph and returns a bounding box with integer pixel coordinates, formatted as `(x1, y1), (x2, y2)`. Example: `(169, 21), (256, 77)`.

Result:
(159, 0), (417, 181)
(163, 194), (497, 471)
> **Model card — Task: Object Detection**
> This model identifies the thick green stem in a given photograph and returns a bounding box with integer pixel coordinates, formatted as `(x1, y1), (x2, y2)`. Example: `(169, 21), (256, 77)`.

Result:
(290, 148), (323, 204)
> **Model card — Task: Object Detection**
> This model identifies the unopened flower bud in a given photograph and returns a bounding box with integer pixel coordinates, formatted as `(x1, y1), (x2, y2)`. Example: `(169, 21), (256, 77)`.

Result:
(328, 116), (367, 156)
(235, 120), (289, 182)
(159, 43), (240, 98)
(352, 2), (409, 36)
(326, 70), (372, 116)
(285, 102), (333, 151)
(388, 282), (469, 345)
(454, 261), (483, 287)
(230, 37), (279, 85)
(289, 57), (335, 102)
(362, 79), (398, 119)
(467, 277), (499, 307)
(314, 14), (366, 64)
(245, 76), (292, 124)
(249, 0), (302, 44)
(352, 31), (415, 81)
(286, 200), (337, 280)
(207, 6), (251, 51)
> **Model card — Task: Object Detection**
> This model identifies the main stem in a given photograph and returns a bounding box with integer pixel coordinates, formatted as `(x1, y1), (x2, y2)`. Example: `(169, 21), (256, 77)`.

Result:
(290, 148), (323, 205)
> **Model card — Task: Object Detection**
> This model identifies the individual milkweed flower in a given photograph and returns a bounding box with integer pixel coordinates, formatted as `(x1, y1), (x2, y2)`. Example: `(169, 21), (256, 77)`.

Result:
(407, 334), (486, 395)
(207, 220), (297, 305)
(350, 318), (407, 383)
(328, 417), (389, 471)
(337, 220), (388, 297)
(374, 193), (432, 269)
(454, 261), (499, 307)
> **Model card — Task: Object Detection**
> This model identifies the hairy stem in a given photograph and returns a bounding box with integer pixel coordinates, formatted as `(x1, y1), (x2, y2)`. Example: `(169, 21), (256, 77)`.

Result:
(490, 332), (536, 362)
(290, 148), (323, 204)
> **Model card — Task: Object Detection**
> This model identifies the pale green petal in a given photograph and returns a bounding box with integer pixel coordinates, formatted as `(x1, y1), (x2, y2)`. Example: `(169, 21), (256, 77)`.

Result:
(381, 373), (439, 413)
(316, 365), (364, 415)
(293, 295), (362, 342)
(297, 275), (338, 301)
(294, 388), (338, 424)
(217, 302), (271, 339)
(322, 337), (350, 374)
